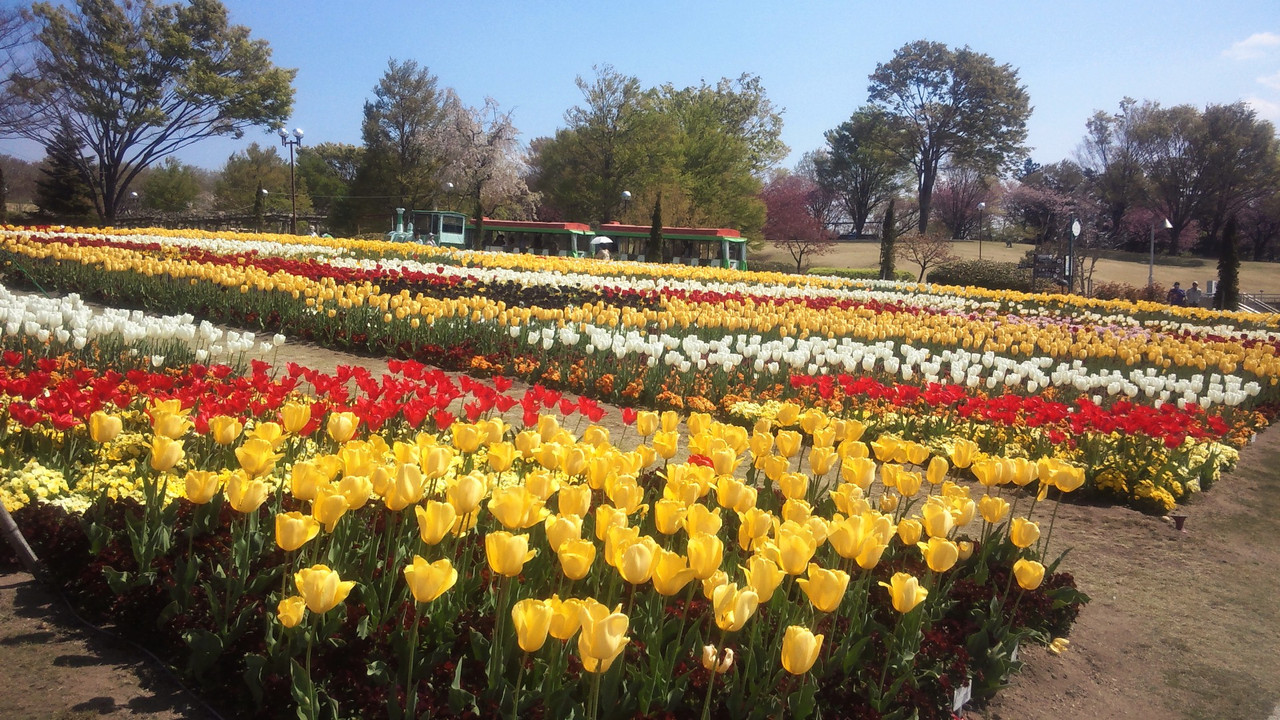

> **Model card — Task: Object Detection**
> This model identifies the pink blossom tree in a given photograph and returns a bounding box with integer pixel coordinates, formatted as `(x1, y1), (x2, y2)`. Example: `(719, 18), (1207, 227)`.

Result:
(761, 174), (835, 272)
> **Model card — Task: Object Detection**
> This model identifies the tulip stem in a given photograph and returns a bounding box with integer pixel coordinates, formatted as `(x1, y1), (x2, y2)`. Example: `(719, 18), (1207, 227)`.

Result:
(405, 605), (419, 720)
(510, 654), (526, 720)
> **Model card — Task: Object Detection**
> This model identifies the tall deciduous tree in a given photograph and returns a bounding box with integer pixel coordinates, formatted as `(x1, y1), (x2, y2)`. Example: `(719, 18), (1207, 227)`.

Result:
(140, 157), (202, 213)
(529, 65), (674, 225)
(930, 165), (995, 239)
(1076, 98), (1154, 248)
(868, 40), (1031, 232)
(440, 96), (536, 246)
(214, 142), (307, 215)
(297, 142), (363, 221)
(6, 0), (294, 222)
(1191, 103), (1280, 253)
(345, 59), (451, 227)
(816, 106), (909, 236)
(761, 174), (834, 272)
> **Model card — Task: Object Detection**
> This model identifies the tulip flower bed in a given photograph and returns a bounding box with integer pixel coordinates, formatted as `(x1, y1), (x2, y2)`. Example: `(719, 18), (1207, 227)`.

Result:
(0, 225), (1276, 514)
(3, 324), (1088, 719)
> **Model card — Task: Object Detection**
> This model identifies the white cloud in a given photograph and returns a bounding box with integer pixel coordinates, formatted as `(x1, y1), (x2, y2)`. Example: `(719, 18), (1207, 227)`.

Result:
(1224, 32), (1280, 60)
(1260, 70), (1280, 91)
(1245, 96), (1280, 125)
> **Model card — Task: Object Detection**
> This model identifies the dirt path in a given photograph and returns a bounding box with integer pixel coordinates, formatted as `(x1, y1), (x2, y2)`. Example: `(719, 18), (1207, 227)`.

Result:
(3, 339), (1280, 719)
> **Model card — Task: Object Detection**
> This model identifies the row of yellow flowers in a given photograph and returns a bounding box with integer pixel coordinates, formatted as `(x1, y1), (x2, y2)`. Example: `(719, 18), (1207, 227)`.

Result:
(3, 228), (1278, 383)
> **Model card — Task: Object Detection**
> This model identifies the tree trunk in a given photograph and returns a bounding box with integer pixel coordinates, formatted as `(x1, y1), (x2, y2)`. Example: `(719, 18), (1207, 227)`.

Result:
(917, 167), (936, 233)
(0, 163), (7, 224)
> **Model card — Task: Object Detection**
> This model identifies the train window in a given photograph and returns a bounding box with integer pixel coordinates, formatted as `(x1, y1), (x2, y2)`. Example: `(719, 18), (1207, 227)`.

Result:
(441, 215), (464, 235)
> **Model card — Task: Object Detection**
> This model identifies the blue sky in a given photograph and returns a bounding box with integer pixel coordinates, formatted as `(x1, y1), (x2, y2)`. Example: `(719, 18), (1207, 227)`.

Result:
(3, 0), (1278, 172)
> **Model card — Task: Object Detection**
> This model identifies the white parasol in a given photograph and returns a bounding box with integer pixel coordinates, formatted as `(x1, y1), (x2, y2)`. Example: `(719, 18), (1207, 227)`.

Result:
(589, 236), (614, 247)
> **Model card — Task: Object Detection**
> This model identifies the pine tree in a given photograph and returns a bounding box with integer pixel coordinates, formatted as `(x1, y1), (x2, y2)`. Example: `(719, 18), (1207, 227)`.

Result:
(34, 121), (95, 222)
(1216, 214), (1240, 311)
(880, 199), (897, 280)
(648, 192), (664, 261)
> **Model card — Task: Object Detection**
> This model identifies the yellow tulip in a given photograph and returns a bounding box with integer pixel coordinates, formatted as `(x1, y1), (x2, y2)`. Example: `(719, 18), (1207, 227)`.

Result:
(486, 531), (537, 577)
(279, 401), (312, 434)
(312, 484), (351, 532)
(797, 563), (850, 613)
(654, 499), (687, 535)
(511, 598), (554, 653)
(635, 411), (659, 438)
(1009, 517), (1040, 549)
(775, 430), (802, 458)
(337, 474), (373, 510)
(451, 423), (483, 454)
(683, 504), (722, 537)
(1013, 558), (1045, 590)
(618, 538), (657, 585)
(809, 446), (837, 476)
(917, 537), (960, 573)
(841, 456), (876, 491)
(277, 595), (307, 628)
(774, 403), (800, 427)
(384, 462), (426, 511)
(896, 518), (923, 546)
(896, 470), (923, 498)
(149, 435), (185, 472)
(710, 445), (740, 476)
(880, 572), (928, 613)
(88, 411), (122, 443)
(748, 431), (774, 459)
(236, 437), (282, 479)
(326, 411), (359, 443)
(553, 537), (592, 580)
(248, 422), (286, 450)
(767, 522), (818, 575)
(294, 564), (355, 614)
(557, 483), (592, 518)
(446, 472), (487, 515)
(739, 554), (784, 602)
(226, 470), (268, 514)
(651, 548), (697, 596)
(780, 626), (823, 675)
(183, 470), (221, 504)
(489, 484), (547, 530)
(686, 532), (725, 580)
(423, 445), (456, 479)
(275, 511), (321, 551)
(949, 439), (978, 469)
(289, 461), (325, 501)
(607, 478), (646, 516)
(404, 555), (458, 603)
(576, 600), (630, 673)
(921, 501), (955, 538)
(544, 513), (584, 552)
(712, 582), (760, 631)
(958, 540), (974, 561)
(652, 431), (679, 460)
(779, 472), (808, 501)
(926, 456), (949, 486)
(487, 442), (517, 472)
(737, 507), (773, 551)
(152, 412), (191, 439)
(548, 595), (583, 640)
(415, 501), (458, 545)
(594, 504), (629, 541)
(979, 495), (1009, 524)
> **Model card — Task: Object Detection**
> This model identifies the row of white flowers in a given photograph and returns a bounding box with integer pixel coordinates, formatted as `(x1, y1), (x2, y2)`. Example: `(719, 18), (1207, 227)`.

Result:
(509, 321), (1262, 410)
(0, 283), (285, 365)
(13, 229), (346, 259)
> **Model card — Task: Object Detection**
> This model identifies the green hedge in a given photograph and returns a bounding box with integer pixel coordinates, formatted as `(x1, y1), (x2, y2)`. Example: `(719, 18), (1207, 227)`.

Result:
(928, 260), (1033, 291)
(808, 267), (916, 282)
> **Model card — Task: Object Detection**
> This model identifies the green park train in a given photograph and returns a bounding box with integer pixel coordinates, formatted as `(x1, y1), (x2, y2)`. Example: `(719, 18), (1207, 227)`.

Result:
(388, 209), (748, 270)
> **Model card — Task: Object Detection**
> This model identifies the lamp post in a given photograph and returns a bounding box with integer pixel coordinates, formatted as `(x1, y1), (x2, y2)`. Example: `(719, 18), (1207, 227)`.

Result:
(976, 202), (986, 260)
(277, 127), (304, 234)
(1148, 217), (1173, 289)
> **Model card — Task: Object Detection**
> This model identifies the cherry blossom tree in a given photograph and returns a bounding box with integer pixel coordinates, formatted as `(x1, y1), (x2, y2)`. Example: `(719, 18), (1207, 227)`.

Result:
(761, 174), (835, 272)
